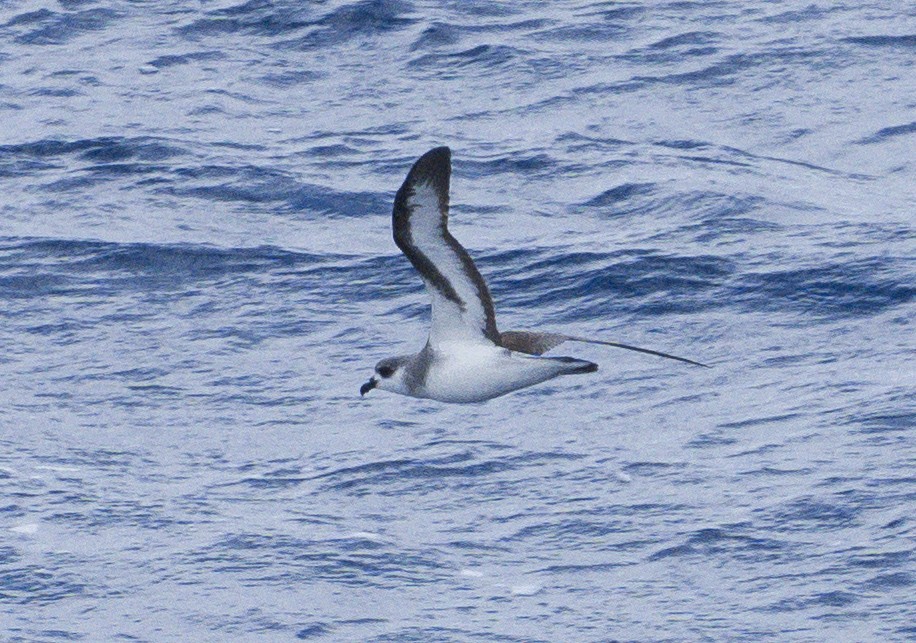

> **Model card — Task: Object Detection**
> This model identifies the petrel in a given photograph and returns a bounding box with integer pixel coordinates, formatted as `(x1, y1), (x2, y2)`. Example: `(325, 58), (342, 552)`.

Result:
(360, 147), (707, 403)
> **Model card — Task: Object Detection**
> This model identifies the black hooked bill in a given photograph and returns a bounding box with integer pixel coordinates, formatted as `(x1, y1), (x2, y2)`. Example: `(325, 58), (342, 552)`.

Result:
(360, 378), (377, 396)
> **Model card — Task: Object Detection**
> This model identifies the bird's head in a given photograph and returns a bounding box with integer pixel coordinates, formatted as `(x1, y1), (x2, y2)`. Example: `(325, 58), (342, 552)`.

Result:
(360, 355), (412, 397)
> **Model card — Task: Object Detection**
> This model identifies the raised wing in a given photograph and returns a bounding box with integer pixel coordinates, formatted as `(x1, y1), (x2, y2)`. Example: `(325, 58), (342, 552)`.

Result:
(500, 330), (710, 367)
(392, 147), (500, 347)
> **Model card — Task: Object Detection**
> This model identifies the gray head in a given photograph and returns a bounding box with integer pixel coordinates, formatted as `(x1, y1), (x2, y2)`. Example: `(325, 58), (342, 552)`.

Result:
(360, 355), (413, 397)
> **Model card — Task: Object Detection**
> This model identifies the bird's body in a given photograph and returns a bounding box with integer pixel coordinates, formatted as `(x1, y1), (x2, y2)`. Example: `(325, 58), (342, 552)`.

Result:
(385, 341), (597, 404)
(360, 146), (706, 404)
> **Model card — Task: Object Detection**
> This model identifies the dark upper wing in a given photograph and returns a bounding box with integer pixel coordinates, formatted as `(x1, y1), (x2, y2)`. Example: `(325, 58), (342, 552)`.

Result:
(392, 147), (500, 347)
(498, 331), (569, 355)
(500, 330), (709, 367)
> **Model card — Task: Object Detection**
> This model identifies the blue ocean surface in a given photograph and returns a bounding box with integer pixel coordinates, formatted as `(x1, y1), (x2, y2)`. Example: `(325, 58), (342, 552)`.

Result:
(1, 1), (914, 641)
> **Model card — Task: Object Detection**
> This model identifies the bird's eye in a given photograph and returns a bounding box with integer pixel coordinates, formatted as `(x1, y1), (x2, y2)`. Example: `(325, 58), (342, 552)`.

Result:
(377, 365), (394, 378)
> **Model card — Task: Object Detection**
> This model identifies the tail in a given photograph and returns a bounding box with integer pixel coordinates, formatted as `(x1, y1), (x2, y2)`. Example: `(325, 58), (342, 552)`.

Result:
(550, 356), (599, 375)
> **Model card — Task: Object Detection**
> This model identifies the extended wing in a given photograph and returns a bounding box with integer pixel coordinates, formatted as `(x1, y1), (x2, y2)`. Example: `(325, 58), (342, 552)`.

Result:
(500, 330), (709, 367)
(392, 147), (500, 348)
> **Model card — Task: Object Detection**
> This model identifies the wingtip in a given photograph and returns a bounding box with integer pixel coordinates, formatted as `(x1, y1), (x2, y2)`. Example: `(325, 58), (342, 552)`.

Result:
(565, 335), (709, 368)
(411, 146), (451, 179)
(394, 146), (452, 227)
(423, 146), (451, 160)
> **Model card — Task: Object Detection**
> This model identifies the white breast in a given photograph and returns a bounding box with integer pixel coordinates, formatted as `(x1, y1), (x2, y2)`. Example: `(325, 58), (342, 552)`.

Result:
(420, 342), (573, 403)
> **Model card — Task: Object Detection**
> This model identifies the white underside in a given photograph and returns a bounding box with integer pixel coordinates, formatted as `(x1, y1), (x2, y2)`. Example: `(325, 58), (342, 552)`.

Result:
(419, 341), (580, 403)
(408, 180), (493, 346)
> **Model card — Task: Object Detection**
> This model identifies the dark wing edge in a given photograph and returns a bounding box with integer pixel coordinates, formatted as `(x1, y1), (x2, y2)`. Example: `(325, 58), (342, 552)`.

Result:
(391, 146), (500, 343)
(500, 330), (710, 367)
(498, 330), (569, 355)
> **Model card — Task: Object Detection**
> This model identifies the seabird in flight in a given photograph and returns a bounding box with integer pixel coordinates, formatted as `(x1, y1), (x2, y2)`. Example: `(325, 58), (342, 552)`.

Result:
(360, 147), (707, 403)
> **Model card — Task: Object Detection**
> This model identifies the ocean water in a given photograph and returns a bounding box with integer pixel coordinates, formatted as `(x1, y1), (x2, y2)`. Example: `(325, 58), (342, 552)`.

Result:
(1, 0), (914, 640)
